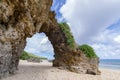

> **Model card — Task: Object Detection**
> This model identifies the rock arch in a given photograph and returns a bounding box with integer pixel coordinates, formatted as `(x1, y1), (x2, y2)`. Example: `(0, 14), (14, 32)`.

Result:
(0, 0), (100, 78)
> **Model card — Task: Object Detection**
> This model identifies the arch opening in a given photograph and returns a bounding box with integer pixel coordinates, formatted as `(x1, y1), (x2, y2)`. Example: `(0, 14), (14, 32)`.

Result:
(22, 32), (55, 62)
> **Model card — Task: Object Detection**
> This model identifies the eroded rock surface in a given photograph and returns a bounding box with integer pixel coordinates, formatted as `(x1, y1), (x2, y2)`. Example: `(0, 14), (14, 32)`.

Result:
(0, 0), (100, 78)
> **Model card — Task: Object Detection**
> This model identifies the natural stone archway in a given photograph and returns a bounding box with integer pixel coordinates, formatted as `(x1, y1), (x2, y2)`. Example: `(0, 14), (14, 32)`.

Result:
(0, 0), (100, 78)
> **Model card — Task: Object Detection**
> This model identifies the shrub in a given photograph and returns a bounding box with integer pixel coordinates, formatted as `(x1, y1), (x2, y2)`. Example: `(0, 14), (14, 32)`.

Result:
(59, 23), (76, 49)
(78, 44), (97, 58)
(20, 51), (47, 60)
(20, 51), (30, 60)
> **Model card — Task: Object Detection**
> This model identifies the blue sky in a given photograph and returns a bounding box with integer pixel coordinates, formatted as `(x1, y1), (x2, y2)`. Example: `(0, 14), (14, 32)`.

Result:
(25, 0), (120, 59)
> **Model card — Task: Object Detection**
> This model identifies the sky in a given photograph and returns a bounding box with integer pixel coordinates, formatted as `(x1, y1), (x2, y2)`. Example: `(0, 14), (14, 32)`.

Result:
(25, 0), (120, 59)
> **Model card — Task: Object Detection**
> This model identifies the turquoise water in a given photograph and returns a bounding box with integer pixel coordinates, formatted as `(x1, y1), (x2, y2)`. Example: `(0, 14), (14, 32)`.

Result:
(99, 59), (120, 70)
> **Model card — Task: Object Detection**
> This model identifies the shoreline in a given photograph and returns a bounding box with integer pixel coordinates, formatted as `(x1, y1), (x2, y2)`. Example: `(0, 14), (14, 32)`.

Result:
(2, 60), (120, 80)
(100, 67), (120, 71)
(99, 64), (120, 72)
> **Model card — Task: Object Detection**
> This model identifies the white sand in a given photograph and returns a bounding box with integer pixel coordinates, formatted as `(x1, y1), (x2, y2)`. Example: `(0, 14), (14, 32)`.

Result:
(2, 60), (120, 80)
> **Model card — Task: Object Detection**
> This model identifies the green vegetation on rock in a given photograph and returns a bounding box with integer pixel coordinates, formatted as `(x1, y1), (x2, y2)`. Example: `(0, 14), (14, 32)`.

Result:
(78, 44), (98, 58)
(59, 23), (76, 49)
(58, 23), (97, 58)
(20, 51), (47, 60)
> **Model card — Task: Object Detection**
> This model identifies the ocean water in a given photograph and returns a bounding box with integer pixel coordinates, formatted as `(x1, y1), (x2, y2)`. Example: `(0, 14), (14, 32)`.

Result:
(99, 59), (120, 70)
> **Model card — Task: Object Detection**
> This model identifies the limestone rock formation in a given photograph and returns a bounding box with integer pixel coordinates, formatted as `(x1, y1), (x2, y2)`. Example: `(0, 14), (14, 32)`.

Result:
(0, 0), (100, 78)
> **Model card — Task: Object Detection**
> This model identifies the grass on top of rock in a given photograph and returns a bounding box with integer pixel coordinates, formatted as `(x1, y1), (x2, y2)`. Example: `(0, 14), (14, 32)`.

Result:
(59, 23), (76, 50)
(78, 44), (98, 58)
(20, 51), (47, 60)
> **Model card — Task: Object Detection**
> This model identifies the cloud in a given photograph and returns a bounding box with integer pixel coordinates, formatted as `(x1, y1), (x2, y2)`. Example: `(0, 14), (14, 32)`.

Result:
(60, 0), (120, 44)
(114, 35), (120, 43)
(92, 43), (120, 59)
(24, 33), (54, 59)
(60, 0), (120, 59)
(90, 27), (120, 59)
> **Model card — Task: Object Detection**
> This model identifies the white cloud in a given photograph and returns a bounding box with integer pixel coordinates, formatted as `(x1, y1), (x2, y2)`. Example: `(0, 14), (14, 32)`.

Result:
(92, 43), (120, 59)
(60, 0), (120, 43)
(90, 24), (120, 59)
(60, 0), (120, 59)
(114, 35), (120, 43)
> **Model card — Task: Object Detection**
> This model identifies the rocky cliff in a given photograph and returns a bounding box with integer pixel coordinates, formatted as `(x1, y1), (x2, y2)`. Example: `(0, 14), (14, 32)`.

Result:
(0, 0), (100, 78)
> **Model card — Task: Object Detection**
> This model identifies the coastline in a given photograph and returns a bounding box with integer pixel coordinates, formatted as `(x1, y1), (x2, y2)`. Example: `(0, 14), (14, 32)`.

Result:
(100, 59), (120, 70)
(2, 60), (120, 80)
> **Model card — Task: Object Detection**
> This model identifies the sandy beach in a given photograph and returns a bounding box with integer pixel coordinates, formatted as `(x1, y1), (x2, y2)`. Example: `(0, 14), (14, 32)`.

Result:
(2, 60), (120, 80)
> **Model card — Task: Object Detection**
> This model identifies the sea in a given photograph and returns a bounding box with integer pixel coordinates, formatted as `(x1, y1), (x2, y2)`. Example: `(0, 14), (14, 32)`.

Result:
(99, 59), (120, 70)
